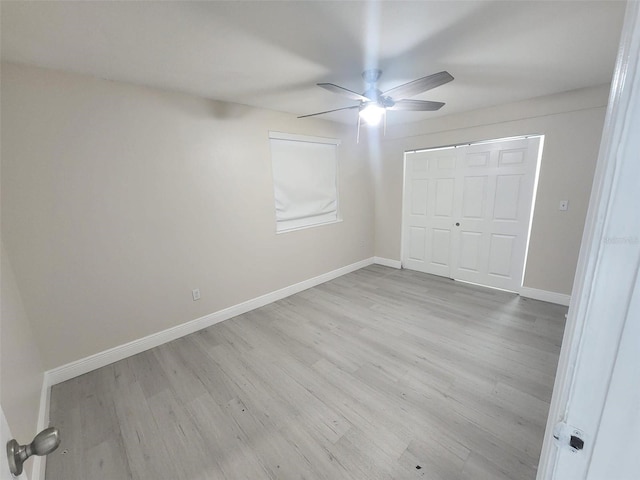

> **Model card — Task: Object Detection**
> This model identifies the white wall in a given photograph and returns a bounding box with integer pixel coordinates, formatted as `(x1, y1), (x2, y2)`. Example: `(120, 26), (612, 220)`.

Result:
(1, 241), (44, 480)
(0, 61), (608, 377)
(370, 85), (609, 296)
(1, 62), (373, 370)
(0, 62), (611, 480)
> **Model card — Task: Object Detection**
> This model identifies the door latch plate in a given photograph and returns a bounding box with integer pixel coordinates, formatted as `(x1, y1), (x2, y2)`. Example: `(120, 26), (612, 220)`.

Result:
(553, 422), (585, 453)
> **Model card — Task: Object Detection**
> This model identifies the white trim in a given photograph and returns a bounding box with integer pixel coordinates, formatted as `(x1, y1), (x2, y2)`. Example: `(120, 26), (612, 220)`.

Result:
(46, 258), (374, 386)
(537, 2), (640, 478)
(399, 151), (410, 271)
(276, 218), (343, 234)
(30, 377), (51, 480)
(268, 131), (341, 145)
(373, 257), (402, 269)
(1, 405), (28, 480)
(519, 287), (571, 307)
(407, 133), (544, 154)
(0, 379), (50, 480)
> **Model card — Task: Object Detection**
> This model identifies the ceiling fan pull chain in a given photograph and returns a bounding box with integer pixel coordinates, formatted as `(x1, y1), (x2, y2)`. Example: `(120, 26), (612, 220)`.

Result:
(384, 109), (387, 136)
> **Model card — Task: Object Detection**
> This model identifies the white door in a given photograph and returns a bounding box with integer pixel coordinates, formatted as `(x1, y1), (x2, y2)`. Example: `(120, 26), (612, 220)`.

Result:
(402, 147), (457, 277)
(538, 2), (640, 478)
(402, 137), (541, 292)
(1, 405), (27, 480)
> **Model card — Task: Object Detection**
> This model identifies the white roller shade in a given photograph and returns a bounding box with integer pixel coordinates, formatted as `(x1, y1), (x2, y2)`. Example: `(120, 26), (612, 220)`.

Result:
(269, 132), (339, 232)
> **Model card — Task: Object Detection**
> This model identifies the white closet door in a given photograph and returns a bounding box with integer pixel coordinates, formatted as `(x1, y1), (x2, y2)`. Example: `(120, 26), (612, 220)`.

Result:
(402, 137), (540, 292)
(452, 137), (540, 291)
(403, 148), (457, 277)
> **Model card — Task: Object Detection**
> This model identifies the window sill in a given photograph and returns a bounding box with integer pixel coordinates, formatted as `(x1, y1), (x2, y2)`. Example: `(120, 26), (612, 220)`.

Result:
(276, 218), (343, 234)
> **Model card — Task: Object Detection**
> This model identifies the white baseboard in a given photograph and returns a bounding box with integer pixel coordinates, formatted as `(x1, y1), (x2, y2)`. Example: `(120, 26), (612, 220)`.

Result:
(520, 286), (571, 306)
(373, 257), (402, 269)
(46, 257), (375, 386)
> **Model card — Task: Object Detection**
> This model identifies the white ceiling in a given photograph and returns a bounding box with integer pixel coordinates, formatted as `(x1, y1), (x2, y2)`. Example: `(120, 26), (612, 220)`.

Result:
(0, 1), (627, 125)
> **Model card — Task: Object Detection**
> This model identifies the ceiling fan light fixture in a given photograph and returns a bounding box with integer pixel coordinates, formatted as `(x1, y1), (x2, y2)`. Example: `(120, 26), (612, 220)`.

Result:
(300, 70), (452, 124)
(359, 103), (385, 126)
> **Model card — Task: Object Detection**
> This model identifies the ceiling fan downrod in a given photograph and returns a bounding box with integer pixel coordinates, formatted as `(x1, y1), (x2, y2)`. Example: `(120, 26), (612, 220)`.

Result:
(362, 69), (382, 85)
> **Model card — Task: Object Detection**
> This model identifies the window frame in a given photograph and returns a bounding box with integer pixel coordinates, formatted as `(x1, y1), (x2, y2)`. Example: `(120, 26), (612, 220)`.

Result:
(269, 131), (342, 234)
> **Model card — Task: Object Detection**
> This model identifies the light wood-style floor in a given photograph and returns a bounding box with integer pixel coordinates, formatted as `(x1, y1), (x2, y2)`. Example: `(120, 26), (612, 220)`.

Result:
(46, 265), (566, 480)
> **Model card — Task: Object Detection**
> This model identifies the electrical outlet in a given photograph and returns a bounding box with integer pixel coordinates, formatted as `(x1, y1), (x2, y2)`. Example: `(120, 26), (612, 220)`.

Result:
(559, 200), (569, 211)
(192, 288), (201, 301)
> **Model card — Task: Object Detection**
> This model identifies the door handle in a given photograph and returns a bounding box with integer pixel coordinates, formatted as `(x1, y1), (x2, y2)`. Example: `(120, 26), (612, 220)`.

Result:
(455, 222), (460, 226)
(6, 427), (61, 476)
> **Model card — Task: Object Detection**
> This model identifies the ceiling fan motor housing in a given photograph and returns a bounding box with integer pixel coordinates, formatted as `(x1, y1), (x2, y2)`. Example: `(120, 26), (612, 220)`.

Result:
(363, 88), (381, 102)
(361, 71), (395, 108)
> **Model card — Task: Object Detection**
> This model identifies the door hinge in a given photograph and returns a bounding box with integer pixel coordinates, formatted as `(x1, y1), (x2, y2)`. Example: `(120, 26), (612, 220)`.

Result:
(553, 422), (585, 453)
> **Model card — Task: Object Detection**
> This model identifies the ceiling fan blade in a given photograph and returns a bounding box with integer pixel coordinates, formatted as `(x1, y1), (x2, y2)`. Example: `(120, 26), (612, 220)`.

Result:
(382, 71), (454, 100)
(387, 99), (445, 111)
(318, 83), (370, 102)
(298, 105), (360, 118)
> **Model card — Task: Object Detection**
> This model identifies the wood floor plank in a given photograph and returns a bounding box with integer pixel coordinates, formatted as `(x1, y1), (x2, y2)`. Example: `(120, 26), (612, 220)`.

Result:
(185, 393), (270, 479)
(84, 438), (133, 480)
(112, 381), (183, 480)
(46, 266), (566, 479)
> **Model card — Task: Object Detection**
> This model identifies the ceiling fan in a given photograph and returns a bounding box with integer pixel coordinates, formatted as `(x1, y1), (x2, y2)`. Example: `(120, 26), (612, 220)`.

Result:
(298, 69), (454, 127)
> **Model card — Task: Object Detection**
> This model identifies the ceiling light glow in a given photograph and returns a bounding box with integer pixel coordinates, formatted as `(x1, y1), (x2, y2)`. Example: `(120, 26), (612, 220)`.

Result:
(359, 103), (385, 126)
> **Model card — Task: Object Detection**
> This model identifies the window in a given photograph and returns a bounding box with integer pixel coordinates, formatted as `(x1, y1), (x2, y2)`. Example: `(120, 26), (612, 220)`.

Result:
(269, 132), (340, 233)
